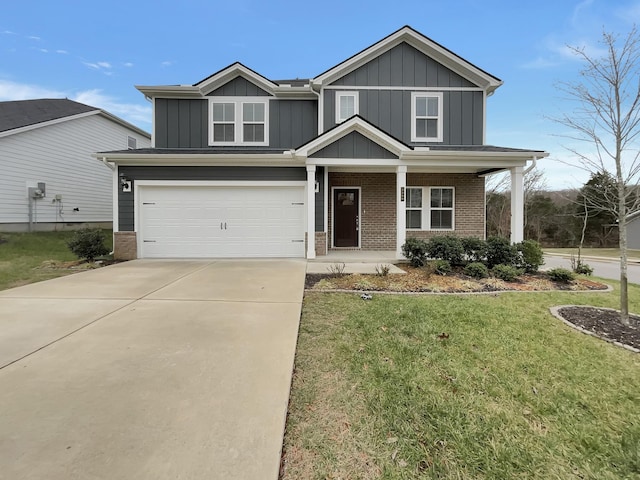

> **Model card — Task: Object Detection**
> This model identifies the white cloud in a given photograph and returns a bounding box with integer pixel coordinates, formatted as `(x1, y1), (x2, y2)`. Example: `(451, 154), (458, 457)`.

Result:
(2, 30), (16, 35)
(27, 35), (41, 41)
(72, 89), (151, 126)
(83, 61), (113, 71)
(0, 79), (151, 127)
(97, 61), (112, 69)
(161, 61), (172, 67)
(123, 62), (134, 67)
(56, 50), (68, 54)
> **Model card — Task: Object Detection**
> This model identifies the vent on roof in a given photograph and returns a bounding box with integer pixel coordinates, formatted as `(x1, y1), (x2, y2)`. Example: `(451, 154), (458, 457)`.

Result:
(127, 136), (137, 150)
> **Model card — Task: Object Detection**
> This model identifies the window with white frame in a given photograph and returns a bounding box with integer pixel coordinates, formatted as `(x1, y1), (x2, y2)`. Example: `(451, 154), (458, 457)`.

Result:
(335, 91), (358, 123)
(411, 92), (443, 142)
(405, 186), (454, 230)
(209, 98), (269, 145)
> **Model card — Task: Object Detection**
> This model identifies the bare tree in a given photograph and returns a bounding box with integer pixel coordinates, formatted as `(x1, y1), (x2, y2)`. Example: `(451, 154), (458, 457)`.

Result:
(554, 27), (640, 325)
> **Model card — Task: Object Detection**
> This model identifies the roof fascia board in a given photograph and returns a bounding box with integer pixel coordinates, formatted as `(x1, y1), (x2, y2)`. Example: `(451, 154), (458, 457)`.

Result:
(195, 63), (277, 96)
(96, 111), (151, 139)
(0, 110), (100, 138)
(400, 150), (549, 161)
(136, 85), (202, 98)
(312, 27), (502, 93)
(295, 117), (409, 157)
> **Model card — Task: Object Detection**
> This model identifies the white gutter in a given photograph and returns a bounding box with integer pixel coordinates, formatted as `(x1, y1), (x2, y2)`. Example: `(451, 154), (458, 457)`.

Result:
(100, 156), (116, 170)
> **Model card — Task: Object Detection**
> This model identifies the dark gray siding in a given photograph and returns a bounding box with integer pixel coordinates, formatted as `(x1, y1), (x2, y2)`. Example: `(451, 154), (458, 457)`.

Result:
(155, 99), (208, 148)
(324, 90), (483, 146)
(207, 76), (271, 96)
(154, 98), (317, 149)
(311, 131), (398, 159)
(118, 166), (306, 231)
(315, 166), (324, 232)
(271, 100), (317, 149)
(330, 42), (476, 87)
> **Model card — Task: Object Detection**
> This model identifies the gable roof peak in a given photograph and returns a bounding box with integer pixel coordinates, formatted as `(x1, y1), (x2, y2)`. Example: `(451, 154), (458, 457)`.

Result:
(312, 25), (502, 94)
(193, 62), (278, 95)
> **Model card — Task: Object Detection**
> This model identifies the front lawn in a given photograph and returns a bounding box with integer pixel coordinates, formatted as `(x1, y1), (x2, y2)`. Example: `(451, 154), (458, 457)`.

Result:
(282, 286), (640, 479)
(0, 230), (113, 291)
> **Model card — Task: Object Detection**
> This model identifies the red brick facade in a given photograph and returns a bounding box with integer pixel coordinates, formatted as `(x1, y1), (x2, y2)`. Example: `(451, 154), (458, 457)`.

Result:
(325, 172), (484, 252)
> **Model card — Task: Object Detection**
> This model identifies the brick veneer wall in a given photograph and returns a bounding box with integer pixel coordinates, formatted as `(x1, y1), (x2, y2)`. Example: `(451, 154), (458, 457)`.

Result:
(113, 232), (137, 260)
(328, 172), (485, 251)
(315, 232), (327, 256)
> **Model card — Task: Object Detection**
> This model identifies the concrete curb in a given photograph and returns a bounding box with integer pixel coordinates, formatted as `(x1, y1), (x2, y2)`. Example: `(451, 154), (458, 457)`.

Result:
(549, 305), (640, 354)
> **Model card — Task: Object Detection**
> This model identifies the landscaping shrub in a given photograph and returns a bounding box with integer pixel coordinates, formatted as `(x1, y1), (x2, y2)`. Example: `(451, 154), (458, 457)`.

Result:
(461, 236), (487, 263)
(492, 264), (522, 282)
(426, 235), (465, 266)
(486, 236), (517, 268)
(375, 264), (391, 276)
(516, 239), (544, 273)
(432, 259), (452, 275)
(574, 262), (594, 275)
(401, 238), (429, 267)
(547, 267), (575, 283)
(464, 262), (489, 279)
(67, 228), (109, 262)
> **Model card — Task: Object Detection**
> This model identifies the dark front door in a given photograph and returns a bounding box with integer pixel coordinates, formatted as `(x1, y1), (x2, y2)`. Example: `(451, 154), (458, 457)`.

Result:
(333, 189), (359, 247)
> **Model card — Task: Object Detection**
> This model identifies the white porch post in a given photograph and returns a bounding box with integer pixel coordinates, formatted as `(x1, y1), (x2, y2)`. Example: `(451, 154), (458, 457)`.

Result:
(396, 165), (407, 259)
(306, 165), (316, 259)
(510, 166), (524, 243)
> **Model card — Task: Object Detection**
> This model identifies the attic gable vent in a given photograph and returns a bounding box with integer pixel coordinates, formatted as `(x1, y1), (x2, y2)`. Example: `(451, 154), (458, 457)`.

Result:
(127, 136), (137, 150)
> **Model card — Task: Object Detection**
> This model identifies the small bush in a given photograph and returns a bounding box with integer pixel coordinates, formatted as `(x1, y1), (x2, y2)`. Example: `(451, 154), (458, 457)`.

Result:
(574, 262), (594, 275)
(375, 264), (391, 276)
(486, 236), (517, 268)
(402, 238), (429, 267)
(67, 228), (109, 262)
(433, 259), (452, 276)
(492, 264), (522, 282)
(327, 263), (346, 276)
(464, 262), (489, 279)
(547, 268), (575, 283)
(516, 240), (544, 273)
(461, 236), (487, 263)
(426, 235), (465, 266)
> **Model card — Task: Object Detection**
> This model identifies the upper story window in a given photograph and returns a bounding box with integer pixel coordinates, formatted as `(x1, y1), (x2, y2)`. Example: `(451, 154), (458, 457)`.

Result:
(411, 92), (443, 142)
(209, 97), (269, 146)
(406, 186), (454, 230)
(335, 91), (359, 123)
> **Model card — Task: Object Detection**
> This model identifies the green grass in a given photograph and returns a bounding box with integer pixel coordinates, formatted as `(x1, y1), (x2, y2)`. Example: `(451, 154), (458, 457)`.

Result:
(0, 230), (113, 291)
(283, 285), (640, 479)
(545, 247), (640, 260)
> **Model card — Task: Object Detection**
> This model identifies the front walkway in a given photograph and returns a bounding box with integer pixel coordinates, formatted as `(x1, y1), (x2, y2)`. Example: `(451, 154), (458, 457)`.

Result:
(307, 250), (406, 274)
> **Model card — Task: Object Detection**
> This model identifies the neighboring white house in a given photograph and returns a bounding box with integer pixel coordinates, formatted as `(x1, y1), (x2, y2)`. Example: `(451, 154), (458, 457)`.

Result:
(629, 211), (640, 250)
(0, 99), (150, 232)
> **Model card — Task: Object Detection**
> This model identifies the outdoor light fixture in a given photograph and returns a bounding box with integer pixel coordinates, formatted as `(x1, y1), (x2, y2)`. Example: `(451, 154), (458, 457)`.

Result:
(119, 174), (132, 192)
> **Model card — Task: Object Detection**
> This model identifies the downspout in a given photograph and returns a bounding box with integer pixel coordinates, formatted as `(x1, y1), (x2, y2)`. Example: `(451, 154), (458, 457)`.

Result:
(523, 156), (538, 175)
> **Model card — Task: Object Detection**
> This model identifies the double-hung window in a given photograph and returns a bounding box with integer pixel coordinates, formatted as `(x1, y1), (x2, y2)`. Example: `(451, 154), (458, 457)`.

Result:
(335, 91), (358, 123)
(406, 186), (454, 230)
(411, 92), (443, 142)
(209, 97), (269, 145)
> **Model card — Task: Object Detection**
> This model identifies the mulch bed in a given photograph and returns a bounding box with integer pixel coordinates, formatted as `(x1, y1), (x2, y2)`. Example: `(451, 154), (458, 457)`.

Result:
(556, 306), (640, 351)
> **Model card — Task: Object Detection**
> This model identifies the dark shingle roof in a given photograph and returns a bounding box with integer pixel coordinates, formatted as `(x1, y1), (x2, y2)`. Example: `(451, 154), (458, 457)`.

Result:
(0, 98), (98, 133)
(98, 147), (288, 155)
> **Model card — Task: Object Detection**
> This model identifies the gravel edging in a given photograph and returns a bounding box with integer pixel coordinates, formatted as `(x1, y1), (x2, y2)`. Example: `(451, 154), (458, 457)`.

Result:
(304, 283), (613, 296)
(549, 305), (640, 353)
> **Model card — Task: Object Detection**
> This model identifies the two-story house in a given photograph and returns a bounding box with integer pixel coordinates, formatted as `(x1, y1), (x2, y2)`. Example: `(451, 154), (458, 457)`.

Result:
(98, 26), (548, 260)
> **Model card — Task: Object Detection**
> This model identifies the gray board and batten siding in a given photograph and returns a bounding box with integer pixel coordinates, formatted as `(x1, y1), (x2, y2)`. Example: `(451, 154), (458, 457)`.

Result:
(324, 42), (484, 145)
(154, 98), (317, 150)
(310, 131), (398, 159)
(117, 166), (325, 233)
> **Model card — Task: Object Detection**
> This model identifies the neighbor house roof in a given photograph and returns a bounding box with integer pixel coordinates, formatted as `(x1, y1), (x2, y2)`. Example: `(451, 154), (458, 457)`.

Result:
(0, 98), (96, 133)
(0, 98), (150, 138)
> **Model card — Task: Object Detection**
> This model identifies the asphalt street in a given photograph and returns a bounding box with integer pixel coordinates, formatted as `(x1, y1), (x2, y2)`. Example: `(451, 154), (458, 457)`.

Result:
(543, 255), (640, 285)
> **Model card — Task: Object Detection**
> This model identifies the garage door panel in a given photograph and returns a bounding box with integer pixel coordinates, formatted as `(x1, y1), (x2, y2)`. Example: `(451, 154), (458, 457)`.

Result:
(139, 186), (305, 258)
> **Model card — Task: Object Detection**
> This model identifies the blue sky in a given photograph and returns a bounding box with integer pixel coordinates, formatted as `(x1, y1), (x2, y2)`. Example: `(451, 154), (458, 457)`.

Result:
(2, 0), (639, 190)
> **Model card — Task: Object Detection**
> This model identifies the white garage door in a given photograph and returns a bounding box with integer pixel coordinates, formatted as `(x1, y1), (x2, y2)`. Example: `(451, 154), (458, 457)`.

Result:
(138, 185), (306, 258)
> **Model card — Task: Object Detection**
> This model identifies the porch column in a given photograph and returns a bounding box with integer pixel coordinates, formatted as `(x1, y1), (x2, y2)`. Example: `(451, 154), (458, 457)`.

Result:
(510, 166), (524, 243)
(306, 165), (316, 259)
(396, 165), (407, 259)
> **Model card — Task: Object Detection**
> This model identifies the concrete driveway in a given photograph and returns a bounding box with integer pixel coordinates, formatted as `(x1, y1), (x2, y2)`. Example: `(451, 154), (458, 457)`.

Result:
(0, 259), (306, 480)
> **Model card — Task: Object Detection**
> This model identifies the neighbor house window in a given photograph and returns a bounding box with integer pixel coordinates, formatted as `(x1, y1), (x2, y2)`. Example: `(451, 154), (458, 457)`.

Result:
(127, 136), (137, 149)
(335, 91), (358, 123)
(405, 186), (454, 230)
(411, 92), (443, 142)
(209, 97), (269, 145)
